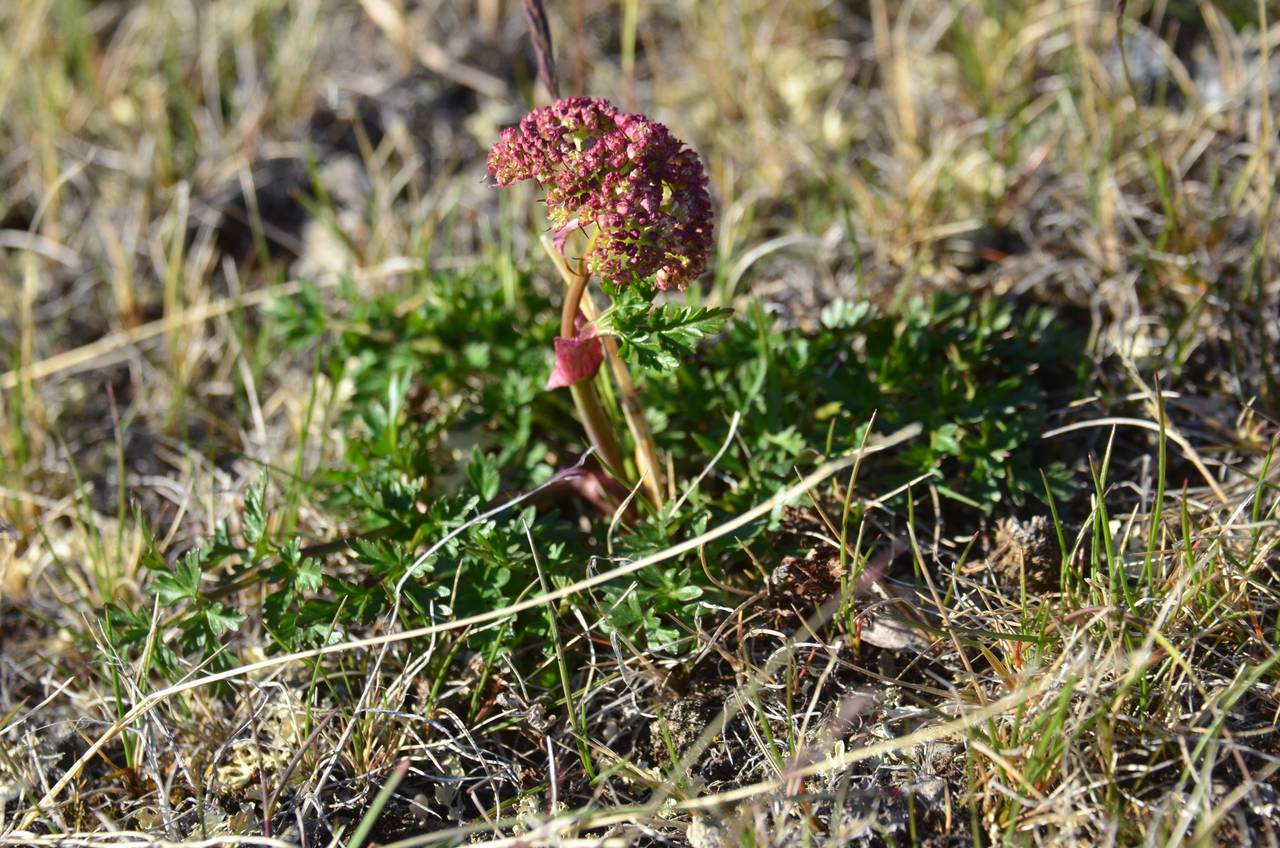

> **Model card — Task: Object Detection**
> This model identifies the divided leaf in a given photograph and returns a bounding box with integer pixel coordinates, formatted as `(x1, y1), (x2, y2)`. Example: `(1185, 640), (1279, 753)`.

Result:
(602, 291), (730, 372)
(243, 472), (269, 547)
(150, 548), (203, 604)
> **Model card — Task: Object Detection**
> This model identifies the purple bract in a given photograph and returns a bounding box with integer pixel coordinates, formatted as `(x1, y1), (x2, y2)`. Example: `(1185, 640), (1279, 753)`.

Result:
(545, 316), (604, 390)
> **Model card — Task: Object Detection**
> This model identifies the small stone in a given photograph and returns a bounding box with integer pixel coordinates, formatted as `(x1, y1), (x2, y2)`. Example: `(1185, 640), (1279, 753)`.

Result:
(687, 814), (729, 848)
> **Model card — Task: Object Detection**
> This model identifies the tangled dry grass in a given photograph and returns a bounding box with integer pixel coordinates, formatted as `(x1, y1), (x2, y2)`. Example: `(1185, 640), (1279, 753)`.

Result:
(1, 1), (1279, 845)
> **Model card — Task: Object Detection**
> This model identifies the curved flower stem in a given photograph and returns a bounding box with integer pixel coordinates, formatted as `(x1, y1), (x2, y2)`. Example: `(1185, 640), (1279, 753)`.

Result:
(557, 259), (627, 482)
(578, 285), (665, 506)
(542, 235), (664, 505)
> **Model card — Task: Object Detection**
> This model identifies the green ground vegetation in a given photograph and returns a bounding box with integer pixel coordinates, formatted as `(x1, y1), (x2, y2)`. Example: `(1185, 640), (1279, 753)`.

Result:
(1, 1), (1278, 845)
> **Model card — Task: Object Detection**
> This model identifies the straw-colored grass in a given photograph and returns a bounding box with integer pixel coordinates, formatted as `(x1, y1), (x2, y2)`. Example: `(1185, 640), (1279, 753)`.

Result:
(2, 1), (1278, 845)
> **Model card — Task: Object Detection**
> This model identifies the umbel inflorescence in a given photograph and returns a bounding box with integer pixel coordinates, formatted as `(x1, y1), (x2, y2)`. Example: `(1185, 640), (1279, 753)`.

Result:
(487, 97), (713, 292)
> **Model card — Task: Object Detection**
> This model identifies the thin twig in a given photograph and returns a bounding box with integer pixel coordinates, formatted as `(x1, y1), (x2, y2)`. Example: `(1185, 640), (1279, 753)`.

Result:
(520, 0), (559, 99)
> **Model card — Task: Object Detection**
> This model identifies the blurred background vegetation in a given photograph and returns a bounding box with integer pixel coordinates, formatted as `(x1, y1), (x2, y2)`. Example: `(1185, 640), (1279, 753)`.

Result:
(1, 1), (1278, 844)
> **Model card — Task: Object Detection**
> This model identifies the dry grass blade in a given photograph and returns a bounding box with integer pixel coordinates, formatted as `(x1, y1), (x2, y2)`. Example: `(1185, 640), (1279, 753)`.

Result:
(15, 424), (922, 830)
(6, 1), (1280, 843)
(371, 688), (1039, 848)
(0, 258), (416, 392)
(2, 285), (307, 392)
(357, 0), (506, 97)
(1042, 416), (1230, 504)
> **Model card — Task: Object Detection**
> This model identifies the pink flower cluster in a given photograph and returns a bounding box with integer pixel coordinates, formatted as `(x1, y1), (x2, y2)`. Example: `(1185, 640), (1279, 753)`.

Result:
(487, 97), (713, 291)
